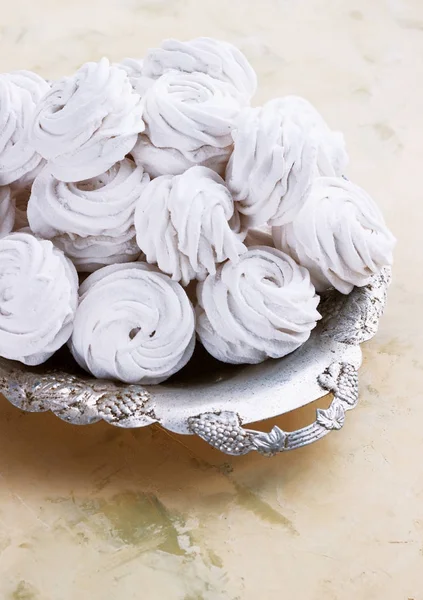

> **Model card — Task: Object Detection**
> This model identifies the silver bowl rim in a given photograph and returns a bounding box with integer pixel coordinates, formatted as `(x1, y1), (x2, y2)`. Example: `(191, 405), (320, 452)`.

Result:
(0, 268), (391, 456)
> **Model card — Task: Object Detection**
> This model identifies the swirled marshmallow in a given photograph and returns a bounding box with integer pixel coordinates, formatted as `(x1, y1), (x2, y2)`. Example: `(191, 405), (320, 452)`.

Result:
(28, 158), (149, 272)
(142, 37), (257, 99)
(69, 262), (195, 384)
(8, 159), (47, 232)
(134, 166), (246, 285)
(29, 58), (144, 182)
(272, 177), (396, 294)
(0, 71), (49, 185)
(0, 186), (15, 237)
(0, 232), (78, 365)
(116, 58), (155, 96)
(226, 96), (348, 227)
(196, 246), (321, 364)
(131, 134), (229, 178)
(11, 157), (46, 189)
(132, 70), (244, 177)
(51, 231), (141, 273)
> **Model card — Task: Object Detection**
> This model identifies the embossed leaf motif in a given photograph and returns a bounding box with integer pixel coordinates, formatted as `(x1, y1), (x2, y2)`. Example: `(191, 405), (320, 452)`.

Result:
(316, 404), (345, 431)
(251, 426), (287, 455)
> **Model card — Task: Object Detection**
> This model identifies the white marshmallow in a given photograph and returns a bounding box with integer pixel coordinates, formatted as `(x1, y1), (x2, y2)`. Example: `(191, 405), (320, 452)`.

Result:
(0, 71), (49, 185)
(142, 37), (257, 100)
(226, 96), (348, 227)
(29, 58), (144, 182)
(132, 70), (244, 177)
(28, 159), (149, 272)
(0, 232), (78, 365)
(196, 246), (321, 364)
(115, 58), (155, 97)
(8, 161), (47, 232)
(131, 134), (229, 178)
(273, 177), (396, 294)
(69, 262), (195, 384)
(134, 166), (246, 285)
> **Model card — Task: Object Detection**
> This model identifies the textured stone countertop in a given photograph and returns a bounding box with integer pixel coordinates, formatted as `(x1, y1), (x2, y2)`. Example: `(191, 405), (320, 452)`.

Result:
(0, 1), (422, 598)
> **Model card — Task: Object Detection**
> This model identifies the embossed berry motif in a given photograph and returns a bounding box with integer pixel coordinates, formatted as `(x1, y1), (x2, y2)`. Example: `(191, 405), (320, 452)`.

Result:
(95, 386), (154, 427)
(0, 362), (156, 428)
(188, 411), (255, 455)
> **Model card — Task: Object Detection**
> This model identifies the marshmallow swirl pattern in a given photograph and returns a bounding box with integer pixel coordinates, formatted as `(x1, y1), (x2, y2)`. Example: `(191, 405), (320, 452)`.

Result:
(29, 58), (144, 182)
(28, 159), (149, 272)
(134, 166), (246, 285)
(69, 262), (195, 384)
(142, 37), (257, 99)
(131, 134), (229, 178)
(0, 71), (49, 185)
(0, 232), (78, 365)
(273, 177), (396, 294)
(0, 186), (15, 238)
(52, 231), (141, 273)
(226, 96), (348, 227)
(116, 58), (155, 97)
(132, 70), (244, 177)
(196, 246), (321, 364)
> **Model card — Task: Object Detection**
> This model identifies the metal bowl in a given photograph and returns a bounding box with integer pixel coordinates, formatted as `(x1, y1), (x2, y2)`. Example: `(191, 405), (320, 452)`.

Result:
(0, 268), (391, 456)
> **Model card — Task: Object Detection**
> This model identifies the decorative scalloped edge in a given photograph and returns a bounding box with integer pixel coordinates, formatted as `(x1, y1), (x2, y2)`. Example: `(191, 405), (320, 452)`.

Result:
(0, 369), (157, 428)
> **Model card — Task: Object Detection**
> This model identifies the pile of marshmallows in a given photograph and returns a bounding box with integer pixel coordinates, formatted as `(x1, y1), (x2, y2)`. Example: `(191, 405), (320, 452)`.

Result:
(0, 38), (396, 384)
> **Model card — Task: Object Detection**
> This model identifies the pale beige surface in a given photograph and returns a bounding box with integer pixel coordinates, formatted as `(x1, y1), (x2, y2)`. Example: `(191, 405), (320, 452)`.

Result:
(0, 1), (422, 598)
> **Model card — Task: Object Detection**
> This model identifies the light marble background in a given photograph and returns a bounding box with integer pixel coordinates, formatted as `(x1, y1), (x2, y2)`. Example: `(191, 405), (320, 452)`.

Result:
(0, 0), (422, 598)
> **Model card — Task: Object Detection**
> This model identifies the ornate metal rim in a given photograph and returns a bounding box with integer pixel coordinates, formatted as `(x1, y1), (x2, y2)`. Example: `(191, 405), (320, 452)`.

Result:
(0, 268), (391, 456)
(188, 361), (359, 456)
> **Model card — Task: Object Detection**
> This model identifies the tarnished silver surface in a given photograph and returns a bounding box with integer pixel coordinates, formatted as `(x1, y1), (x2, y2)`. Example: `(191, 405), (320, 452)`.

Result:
(0, 268), (391, 455)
